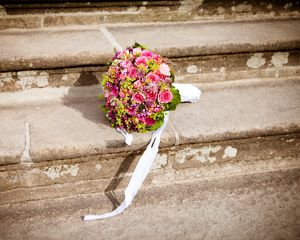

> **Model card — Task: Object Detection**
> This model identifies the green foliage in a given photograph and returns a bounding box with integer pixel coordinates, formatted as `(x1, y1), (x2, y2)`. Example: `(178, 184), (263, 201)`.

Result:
(101, 74), (112, 87)
(100, 105), (108, 113)
(133, 42), (148, 50)
(164, 86), (181, 111)
(147, 115), (165, 131)
(170, 70), (175, 82)
(98, 94), (104, 100)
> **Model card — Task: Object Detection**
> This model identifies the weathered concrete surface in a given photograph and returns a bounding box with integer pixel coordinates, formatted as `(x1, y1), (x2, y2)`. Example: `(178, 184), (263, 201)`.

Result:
(0, 132), (299, 205)
(110, 19), (300, 58)
(0, 78), (299, 165)
(0, 29), (113, 71)
(1, 51), (299, 92)
(1, 19), (300, 71)
(1, 0), (300, 30)
(0, 167), (299, 240)
(172, 79), (300, 145)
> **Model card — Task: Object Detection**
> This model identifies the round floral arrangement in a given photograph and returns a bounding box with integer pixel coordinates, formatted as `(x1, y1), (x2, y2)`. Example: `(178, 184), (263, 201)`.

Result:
(101, 43), (181, 133)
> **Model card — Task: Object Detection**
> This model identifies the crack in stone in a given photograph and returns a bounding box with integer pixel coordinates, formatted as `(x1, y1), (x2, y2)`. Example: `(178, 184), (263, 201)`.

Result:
(21, 122), (32, 163)
(99, 26), (122, 51)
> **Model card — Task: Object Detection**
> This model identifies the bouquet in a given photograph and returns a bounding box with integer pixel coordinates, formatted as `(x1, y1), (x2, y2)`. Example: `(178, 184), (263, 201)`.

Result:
(101, 43), (181, 133)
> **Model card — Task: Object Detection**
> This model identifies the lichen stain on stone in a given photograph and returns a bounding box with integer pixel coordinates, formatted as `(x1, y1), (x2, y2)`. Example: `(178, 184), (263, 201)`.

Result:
(32, 164), (79, 180)
(247, 53), (266, 69)
(271, 52), (289, 68)
(0, 73), (14, 88)
(186, 65), (199, 74)
(196, 145), (222, 163)
(223, 146), (237, 159)
(152, 153), (168, 170)
(176, 145), (222, 164)
(16, 71), (49, 90)
(231, 4), (253, 13)
(95, 163), (102, 171)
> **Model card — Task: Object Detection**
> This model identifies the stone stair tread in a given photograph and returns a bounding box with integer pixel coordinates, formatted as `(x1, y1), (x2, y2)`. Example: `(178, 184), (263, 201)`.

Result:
(0, 78), (299, 165)
(1, 19), (300, 71)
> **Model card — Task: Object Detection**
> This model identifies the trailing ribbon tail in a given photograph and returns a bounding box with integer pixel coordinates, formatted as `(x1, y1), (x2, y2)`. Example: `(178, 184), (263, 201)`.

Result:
(83, 83), (201, 221)
(83, 112), (169, 221)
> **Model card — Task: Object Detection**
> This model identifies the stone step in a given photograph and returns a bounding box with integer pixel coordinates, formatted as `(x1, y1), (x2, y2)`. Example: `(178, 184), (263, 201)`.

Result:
(0, 19), (300, 91)
(1, 0), (299, 30)
(1, 167), (299, 239)
(0, 77), (299, 200)
(0, 78), (299, 239)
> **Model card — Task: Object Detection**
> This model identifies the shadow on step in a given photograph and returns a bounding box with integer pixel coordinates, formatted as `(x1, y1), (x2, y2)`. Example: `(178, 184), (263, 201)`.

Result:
(61, 84), (111, 128)
(62, 83), (141, 210)
(104, 150), (141, 210)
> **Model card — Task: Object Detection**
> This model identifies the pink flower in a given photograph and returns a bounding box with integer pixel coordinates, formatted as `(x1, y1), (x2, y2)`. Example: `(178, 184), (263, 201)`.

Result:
(141, 50), (153, 59)
(146, 90), (157, 101)
(133, 48), (142, 56)
(133, 80), (142, 89)
(128, 67), (138, 79)
(111, 87), (118, 97)
(144, 117), (156, 126)
(127, 106), (137, 116)
(119, 90), (126, 98)
(135, 56), (147, 66)
(153, 54), (162, 63)
(159, 63), (170, 76)
(132, 93), (146, 103)
(146, 72), (159, 83)
(158, 89), (173, 103)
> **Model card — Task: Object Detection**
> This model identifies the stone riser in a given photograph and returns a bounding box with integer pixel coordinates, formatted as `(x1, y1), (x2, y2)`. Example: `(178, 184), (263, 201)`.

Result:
(1, 133), (299, 206)
(0, 161), (299, 239)
(1, 50), (299, 92)
(0, 0), (299, 30)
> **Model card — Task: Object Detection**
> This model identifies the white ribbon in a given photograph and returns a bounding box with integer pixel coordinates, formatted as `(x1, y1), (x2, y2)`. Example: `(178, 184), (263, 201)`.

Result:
(83, 84), (201, 221)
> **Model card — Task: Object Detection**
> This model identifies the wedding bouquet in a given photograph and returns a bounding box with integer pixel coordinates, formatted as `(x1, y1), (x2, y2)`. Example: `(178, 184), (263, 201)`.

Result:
(101, 43), (181, 133)
(84, 43), (200, 221)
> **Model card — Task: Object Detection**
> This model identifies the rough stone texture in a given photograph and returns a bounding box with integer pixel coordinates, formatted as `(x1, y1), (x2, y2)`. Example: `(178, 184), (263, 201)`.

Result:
(0, 85), (176, 163)
(0, 78), (299, 166)
(1, 19), (300, 72)
(109, 19), (300, 58)
(0, 167), (299, 240)
(173, 50), (300, 83)
(1, 0), (300, 29)
(0, 132), (298, 205)
(0, 29), (112, 71)
(0, 15), (42, 30)
(0, 66), (104, 92)
(172, 79), (300, 145)
(1, 51), (300, 92)
(0, 116), (25, 165)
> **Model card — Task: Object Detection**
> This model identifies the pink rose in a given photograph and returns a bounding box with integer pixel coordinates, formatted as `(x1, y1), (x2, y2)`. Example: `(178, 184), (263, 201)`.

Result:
(128, 67), (138, 79)
(159, 63), (170, 76)
(153, 54), (162, 63)
(132, 93), (146, 103)
(158, 89), (173, 103)
(135, 56), (147, 66)
(141, 50), (153, 59)
(146, 72), (159, 83)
